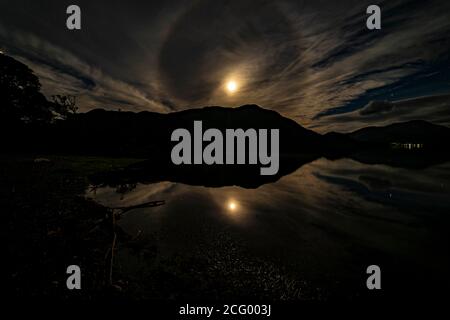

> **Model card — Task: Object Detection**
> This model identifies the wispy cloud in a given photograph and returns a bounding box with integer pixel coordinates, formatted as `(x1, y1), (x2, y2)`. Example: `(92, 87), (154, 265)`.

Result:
(0, 24), (171, 113)
(317, 94), (450, 133)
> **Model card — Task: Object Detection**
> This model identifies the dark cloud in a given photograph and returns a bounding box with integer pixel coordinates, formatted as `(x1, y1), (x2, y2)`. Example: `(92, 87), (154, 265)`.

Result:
(318, 94), (450, 133)
(1, 0), (450, 131)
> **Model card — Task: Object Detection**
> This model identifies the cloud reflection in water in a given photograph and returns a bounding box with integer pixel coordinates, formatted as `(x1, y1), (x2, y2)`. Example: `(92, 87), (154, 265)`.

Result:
(86, 158), (450, 279)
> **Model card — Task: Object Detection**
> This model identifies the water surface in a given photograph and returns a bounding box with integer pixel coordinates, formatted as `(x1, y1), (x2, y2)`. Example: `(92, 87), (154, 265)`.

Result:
(86, 158), (450, 299)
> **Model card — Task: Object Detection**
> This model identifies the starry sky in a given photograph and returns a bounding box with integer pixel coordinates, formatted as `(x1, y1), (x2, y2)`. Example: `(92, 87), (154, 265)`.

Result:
(1, 0), (450, 133)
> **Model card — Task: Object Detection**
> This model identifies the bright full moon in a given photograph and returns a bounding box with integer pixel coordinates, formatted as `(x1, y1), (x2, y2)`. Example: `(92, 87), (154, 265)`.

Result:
(226, 81), (238, 94)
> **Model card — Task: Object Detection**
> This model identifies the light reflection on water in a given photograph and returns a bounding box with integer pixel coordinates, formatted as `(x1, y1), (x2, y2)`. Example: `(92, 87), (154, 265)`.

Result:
(86, 157), (450, 291)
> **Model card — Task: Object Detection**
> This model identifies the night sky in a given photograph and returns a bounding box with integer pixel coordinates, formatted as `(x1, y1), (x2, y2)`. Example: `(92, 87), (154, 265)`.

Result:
(1, 0), (450, 133)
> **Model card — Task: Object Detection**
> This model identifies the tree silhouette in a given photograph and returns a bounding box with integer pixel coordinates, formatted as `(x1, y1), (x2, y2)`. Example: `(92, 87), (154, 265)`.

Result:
(51, 95), (78, 119)
(0, 53), (76, 123)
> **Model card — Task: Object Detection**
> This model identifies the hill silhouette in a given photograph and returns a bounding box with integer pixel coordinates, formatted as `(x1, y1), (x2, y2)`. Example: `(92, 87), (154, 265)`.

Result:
(41, 105), (325, 188)
(348, 120), (450, 148)
(57, 107), (449, 188)
(26, 105), (324, 159)
(4, 103), (450, 170)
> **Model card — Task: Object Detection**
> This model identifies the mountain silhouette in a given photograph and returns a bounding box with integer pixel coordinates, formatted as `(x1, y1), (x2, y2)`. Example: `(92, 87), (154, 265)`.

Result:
(62, 105), (323, 188)
(5, 103), (450, 158)
(70, 108), (448, 188)
(339, 120), (450, 169)
(40, 104), (324, 158)
(348, 120), (450, 148)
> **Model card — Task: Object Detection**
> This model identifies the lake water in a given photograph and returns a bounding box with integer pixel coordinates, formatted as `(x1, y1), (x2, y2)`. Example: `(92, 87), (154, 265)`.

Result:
(86, 157), (450, 299)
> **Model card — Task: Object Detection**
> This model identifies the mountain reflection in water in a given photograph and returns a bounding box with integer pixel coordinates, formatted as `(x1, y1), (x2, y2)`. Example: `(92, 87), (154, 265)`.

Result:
(86, 158), (450, 300)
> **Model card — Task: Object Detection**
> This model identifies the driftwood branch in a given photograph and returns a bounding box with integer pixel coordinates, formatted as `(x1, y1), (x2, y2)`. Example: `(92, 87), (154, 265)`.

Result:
(110, 200), (165, 214)
(103, 199), (165, 287)
(109, 227), (117, 285)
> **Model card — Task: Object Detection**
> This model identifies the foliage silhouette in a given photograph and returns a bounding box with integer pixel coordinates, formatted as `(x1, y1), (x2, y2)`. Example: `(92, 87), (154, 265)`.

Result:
(0, 53), (76, 124)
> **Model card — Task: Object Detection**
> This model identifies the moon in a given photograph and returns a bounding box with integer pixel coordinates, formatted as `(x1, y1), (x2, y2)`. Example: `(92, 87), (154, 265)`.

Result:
(226, 81), (238, 94)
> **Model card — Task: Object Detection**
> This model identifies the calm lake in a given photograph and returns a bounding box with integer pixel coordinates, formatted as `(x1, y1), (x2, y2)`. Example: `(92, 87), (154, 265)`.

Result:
(86, 157), (450, 299)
